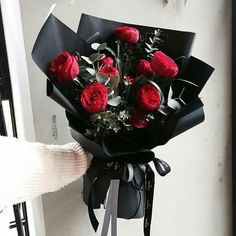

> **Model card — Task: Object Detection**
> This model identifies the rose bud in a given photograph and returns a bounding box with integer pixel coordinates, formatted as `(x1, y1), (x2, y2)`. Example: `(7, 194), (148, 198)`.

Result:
(150, 51), (179, 78)
(100, 57), (114, 66)
(135, 83), (161, 112)
(136, 60), (155, 76)
(80, 83), (108, 113)
(98, 65), (119, 78)
(130, 110), (148, 129)
(49, 51), (79, 83)
(115, 26), (140, 44)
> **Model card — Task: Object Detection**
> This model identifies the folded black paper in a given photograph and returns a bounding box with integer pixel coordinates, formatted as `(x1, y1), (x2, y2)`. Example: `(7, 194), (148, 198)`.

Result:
(77, 14), (195, 73)
(47, 80), (78, 116)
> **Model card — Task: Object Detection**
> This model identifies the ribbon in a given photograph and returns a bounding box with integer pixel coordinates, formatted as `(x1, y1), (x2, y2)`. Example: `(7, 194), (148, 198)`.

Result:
(87, 156), (171, 236)
(144, 165), (155, 236)
(101, 180), (120, 236)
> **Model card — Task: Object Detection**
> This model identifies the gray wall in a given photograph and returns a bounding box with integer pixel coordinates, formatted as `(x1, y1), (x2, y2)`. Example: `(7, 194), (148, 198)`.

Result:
(19, 0), (232, 235)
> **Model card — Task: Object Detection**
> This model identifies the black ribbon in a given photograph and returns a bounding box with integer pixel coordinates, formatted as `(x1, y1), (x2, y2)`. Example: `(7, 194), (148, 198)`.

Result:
(144, 164), (155, 236)
(86, 156), (171, 236)
(87, 161), (124, 232)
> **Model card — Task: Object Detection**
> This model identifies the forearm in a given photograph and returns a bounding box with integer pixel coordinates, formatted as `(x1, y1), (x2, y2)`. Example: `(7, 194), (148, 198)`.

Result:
(0, 136), (92, 209)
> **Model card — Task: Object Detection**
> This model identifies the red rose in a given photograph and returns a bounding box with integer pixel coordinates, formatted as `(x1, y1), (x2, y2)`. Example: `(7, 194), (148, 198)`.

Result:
(136, 60), (155, 76)
(98, 65), (119, 78)
(150, 51), (179, 78)
(80, 83), (108, 113)
(100, 57), (114, 66)
(115, 26), (140, 44)
(49, 51), (79, 83)
(135, 83), (161, 111)
(130, 110), (148, 129)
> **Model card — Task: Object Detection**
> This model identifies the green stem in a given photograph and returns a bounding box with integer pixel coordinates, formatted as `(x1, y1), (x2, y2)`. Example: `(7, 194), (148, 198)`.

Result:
(116, 41), (123, 77)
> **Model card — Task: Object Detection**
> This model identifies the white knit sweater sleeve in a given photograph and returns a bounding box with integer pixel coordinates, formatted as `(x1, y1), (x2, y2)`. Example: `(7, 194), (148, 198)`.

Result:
(0, 136), (92, 209)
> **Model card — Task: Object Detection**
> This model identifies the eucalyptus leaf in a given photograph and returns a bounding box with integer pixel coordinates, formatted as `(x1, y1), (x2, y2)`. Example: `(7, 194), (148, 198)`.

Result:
(154, 29), (161, 36)
(168, 86), (173, 101)
(145, 43), (152, 49)
(167, 99), (182, 110)
(146, 48), (159, 53)
(149, 48), (159, 52)
(108, 89), (114, 96)
(96, 72), (110, 85)
(109, 74), (120, 90)
(145, 49), (151, 53)
(97, 42), (107, 50)
(86, 67), (96, 76)
(91, 42), (107, 51)
(89, 53), (105, 62)
(91, 43), (100, 50)
(81, 56), (93, 64)
(108, 96), (122, 107)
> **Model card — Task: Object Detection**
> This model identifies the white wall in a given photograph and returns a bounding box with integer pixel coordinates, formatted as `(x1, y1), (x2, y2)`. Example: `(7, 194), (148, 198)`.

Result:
(19, 0), (232, 235)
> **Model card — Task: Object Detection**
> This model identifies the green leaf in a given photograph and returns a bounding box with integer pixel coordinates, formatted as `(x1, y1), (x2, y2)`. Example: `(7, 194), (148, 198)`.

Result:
(81, 56), (93, 64)
(154, 29), (161, 36)
(91, 43), (100, 50)
(98, 42), (107, 50)
(167, 99), (182, 110)
(108, 89), (114, 96)
(86, 68), (96, 76)
(89, 53), (105, 62)
(96, 72), (110, 85)
(91, 42), (107, 51)
(168, 86), (173, 101)
(145, 43), (152, 49)
(108, 96), (121, 106)
(109, 74), (120, 90)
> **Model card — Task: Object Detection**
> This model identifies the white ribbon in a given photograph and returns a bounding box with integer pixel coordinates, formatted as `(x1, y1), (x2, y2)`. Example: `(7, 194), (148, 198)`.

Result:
(101, 180), (120, 236)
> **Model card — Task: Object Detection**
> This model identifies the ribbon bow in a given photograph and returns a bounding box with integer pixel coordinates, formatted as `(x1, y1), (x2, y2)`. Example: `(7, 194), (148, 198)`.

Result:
(87, 155), (171, 236)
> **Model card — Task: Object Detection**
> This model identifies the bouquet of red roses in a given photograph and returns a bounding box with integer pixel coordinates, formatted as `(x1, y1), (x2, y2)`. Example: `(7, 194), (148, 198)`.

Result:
(48, 26), (193, 142)
(32, 13), (214, 236)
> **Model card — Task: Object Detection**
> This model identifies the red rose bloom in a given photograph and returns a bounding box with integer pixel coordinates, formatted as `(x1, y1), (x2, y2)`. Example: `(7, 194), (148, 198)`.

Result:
(130, 110), (148, 129)
(49, 51), (79, 83)
(80, 83), (108, 113)
(115, 26), (140, 44)
(150, 51), (179, 78)
(135, 83), (161, 111)
(136, 60), (155, 76)
(100, 57), (114, 66)
(98, 65), (119, 78)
